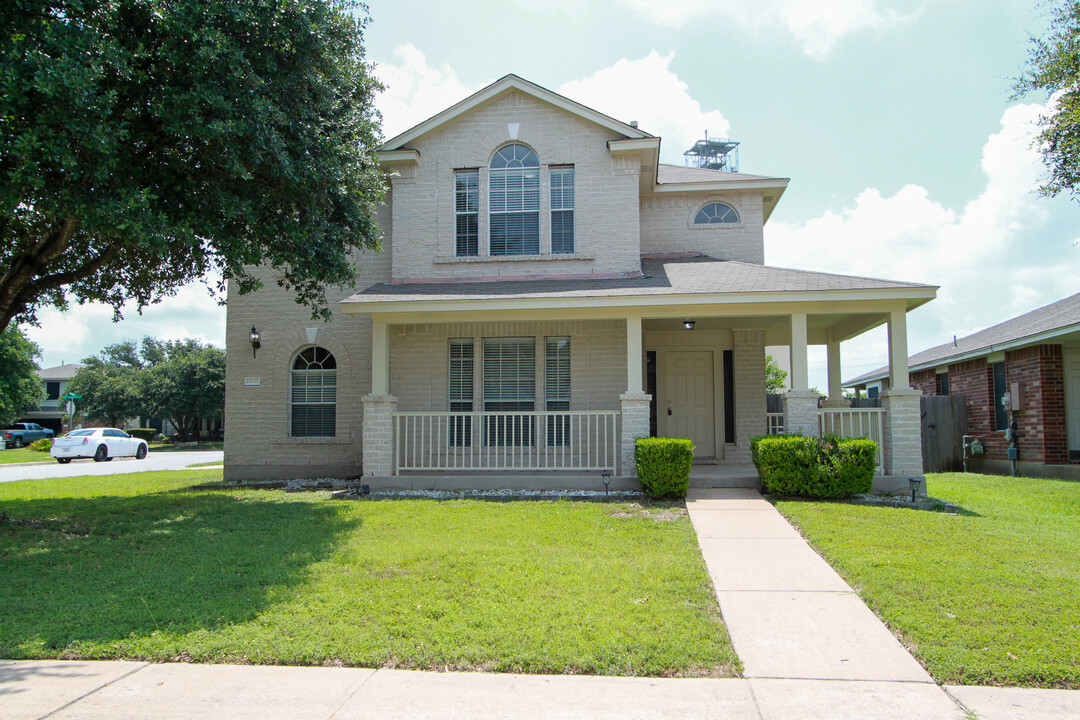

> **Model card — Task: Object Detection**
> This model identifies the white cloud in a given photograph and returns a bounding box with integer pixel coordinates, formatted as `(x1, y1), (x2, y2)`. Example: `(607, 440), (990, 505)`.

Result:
(374, 45), (484, 141)
(767, 98), (1080, 385)
(558, 52), (730, 164)
(617, 0), (910, 58)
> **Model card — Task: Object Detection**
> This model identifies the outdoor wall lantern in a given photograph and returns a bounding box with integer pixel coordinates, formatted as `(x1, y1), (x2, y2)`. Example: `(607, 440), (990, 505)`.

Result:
(908, 477), (922, 503)
(249, 325), (261, 358)
(683, 320), (696, 331)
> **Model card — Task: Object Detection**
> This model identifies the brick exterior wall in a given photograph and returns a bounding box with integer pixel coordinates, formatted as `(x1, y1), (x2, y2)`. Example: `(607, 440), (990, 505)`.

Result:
(915, 344), (1067, 466)
(639, 191), (765, 262)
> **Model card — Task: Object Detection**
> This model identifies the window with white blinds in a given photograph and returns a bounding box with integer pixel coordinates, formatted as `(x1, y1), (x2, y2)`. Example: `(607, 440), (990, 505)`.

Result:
(489, 144), (540, 255)
(455, 170), (479, 256)
(550, 167), (575, 254)
(545, 337), (570, 446)
(291, 347), (336, 437)
(483, 337), (535, 446)
(449, 339), (474, 446)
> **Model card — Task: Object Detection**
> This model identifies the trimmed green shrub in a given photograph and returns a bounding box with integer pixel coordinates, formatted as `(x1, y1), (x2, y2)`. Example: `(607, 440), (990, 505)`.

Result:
(127, 428), (158, 442)
(635, 437), (694, 499)
(751, 434), (876, 498)
(28, 437), (53, 452)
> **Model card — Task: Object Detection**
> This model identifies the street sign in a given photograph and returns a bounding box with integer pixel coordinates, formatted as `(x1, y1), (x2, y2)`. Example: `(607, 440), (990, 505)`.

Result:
(66, 400), (74, 416)
(62, 393), (82, 400)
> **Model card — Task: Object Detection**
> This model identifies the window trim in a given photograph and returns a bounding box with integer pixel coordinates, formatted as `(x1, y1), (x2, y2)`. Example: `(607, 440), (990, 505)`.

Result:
(454, 169), (479, 257)
(691, 200), (742, 228)
(290, 346), (337, 438)
(550, 166), (575, 255)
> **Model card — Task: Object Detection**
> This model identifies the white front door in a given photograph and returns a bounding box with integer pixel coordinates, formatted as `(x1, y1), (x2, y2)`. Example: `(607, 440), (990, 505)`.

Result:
(1067, 354), (1080, 454)
(666, 351), (716, 458)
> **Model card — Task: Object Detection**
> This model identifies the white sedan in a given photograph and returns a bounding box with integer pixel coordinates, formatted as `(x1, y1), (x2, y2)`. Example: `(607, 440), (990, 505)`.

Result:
(51, 428), (149, 464)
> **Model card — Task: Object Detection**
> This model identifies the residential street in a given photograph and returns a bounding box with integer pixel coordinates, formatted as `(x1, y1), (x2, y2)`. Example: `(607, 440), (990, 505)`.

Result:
(0, 451), (223, 484)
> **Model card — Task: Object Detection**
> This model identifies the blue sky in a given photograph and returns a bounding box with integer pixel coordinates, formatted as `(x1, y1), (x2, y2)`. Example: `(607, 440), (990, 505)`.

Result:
(25, 0), (1080, 389)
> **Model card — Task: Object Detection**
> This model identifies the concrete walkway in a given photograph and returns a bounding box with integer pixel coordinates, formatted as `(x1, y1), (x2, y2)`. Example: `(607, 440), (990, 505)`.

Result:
(4, 487), (1080, 719)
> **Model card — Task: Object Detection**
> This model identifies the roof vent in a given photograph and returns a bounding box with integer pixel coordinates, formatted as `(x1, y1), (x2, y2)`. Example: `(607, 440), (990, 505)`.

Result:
(629, 120), (638, 128)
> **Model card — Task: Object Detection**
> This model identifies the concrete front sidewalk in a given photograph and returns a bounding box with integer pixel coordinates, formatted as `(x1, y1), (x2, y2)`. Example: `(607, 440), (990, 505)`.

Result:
(5, 660), (1080, 720)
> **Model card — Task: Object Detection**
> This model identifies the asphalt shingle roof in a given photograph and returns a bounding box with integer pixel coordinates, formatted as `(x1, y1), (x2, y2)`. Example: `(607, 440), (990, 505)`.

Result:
(656, 164), (786, 184)
(344, 254), (931, 305)
(846, 292), (1080, 385)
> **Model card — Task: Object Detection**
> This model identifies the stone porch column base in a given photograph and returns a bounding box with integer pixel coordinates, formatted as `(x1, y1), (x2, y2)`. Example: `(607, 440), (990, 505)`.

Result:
(881, 388), (923, 478)
(362, 393), (398, 477)
(620, 392), (651, 478)
(783, 390), (820, 437)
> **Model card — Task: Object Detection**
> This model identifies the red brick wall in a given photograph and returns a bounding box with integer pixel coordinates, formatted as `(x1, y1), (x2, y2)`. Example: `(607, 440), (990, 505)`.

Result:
(929, 345), (1066, 465)
(1005, 345), (1067, 465)
(910, 369), (937, 396)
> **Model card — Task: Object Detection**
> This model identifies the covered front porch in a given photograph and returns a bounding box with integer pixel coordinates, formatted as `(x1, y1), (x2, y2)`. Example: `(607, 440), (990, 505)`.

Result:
(341, 255), (936, 489)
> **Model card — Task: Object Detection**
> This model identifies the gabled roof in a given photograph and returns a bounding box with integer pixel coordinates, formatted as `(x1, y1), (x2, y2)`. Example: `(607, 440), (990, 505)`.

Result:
(656, 165), (786, 185)
(36, 364), (83, 381)
(845, 292), (1080, 386)
(379, 74), (652, 152)
(654, 164), (790, 222)
(342, 254), (935, 310)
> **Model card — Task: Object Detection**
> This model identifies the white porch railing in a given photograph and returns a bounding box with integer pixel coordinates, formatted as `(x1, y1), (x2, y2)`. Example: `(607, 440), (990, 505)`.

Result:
(819, 407), (886, 472)
(766, 413), (785, 435)
(393, 411), (620, 474)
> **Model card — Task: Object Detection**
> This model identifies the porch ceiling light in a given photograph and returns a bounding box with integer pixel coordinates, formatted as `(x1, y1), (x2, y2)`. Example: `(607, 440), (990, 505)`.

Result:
(249, 325), (261, 358)
(683, 320), (696, 331)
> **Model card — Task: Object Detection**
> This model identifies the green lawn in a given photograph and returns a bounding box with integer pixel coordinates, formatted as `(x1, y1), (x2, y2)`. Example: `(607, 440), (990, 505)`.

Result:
(774, 472), (1080, 688)
(0, 448), (52, 464)
(0, 471), (736, 676)
(148, 442), (224, 452)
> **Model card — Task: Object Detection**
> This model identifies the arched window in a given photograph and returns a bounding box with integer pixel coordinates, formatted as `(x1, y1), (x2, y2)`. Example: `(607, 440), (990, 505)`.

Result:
(489, 143), (540, 255)
(694, 202), (740, 224)
(291, 347), (336, 437)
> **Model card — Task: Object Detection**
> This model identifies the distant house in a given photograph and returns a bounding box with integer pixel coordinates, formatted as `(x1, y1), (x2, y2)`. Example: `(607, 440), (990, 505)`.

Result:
(18, 363), (84, 434)
(846, 293), (1080, 478)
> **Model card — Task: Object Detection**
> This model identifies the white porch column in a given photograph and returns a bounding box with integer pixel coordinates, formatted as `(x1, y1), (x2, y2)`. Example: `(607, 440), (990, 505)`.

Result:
(888, 307), (910, 389)
(823, 339), (848, 408)
(621, 315), (650, 478)
(784, 312), (819, 436)
(362, 319), (397, 477)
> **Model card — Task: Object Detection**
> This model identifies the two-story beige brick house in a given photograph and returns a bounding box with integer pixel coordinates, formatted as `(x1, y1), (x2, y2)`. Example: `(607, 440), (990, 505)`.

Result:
(224, 74), (936, 491)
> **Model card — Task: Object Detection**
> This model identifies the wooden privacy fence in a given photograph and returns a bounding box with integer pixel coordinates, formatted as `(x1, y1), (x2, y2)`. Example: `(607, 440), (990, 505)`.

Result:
(920, 395), (968, 472)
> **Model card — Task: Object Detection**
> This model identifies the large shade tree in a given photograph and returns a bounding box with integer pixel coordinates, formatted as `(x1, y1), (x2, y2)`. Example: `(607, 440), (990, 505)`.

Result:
(0, 325), (41, 425)
(0, 0), (385, 333)
(1015, 1), (1080, 200)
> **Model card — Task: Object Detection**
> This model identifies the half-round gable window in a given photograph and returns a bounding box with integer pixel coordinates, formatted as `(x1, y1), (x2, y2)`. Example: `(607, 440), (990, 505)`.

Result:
(291, 347), (336, 437)
(694, 202), (740, 225)
(489, 144), (540, 255)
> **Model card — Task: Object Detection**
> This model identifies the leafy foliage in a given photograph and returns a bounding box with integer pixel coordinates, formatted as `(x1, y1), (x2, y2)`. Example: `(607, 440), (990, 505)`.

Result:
(1014, 1), (1080, 200)
(765, 353), (788, 392)
(0, 0), (385, 332)
(0, 326), (41, 425)
(751, 434), (876, 498)
(635, 437), (694, 499)
(69, 336), (224, 439)
(27, 437), (51, 452)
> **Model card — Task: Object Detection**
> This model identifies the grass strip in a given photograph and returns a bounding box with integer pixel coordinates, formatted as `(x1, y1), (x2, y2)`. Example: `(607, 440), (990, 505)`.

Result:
(774, 472), (1080, 688)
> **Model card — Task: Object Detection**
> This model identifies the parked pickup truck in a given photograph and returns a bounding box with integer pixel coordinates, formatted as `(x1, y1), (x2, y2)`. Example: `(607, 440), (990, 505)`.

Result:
(4, 423), (55, 449)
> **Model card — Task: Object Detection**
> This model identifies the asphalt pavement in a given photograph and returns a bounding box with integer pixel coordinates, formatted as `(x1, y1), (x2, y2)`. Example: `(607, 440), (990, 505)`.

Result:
(0, 450), (223, 483)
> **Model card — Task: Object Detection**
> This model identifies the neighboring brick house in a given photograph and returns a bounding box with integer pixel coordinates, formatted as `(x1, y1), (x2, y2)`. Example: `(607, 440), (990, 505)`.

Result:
(846, 293), (1080, 478)
(225, 74), (936, 489)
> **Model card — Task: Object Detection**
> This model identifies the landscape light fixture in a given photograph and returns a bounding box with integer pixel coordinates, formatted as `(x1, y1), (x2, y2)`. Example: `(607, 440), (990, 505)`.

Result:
(908, 477), (922, 503)
(602, 471), (612, 494)
(249, 325), (261, 358)
(683, 320), (696, 331)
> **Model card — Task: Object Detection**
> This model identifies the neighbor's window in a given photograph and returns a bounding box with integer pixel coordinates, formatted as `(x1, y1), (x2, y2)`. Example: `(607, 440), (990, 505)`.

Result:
(291, 347), (337, 437)
(489, 144), (540, 255)
(483, 337), (536, 445)
(545, 337), (570, 446)
(449, 339), (474, 447)
(550, 167), (575, 254)
(694, 202), (740, 224)
(455, 169), (479, 256)
(993, 361), (1008, 430)
(45, 381), (60, 400)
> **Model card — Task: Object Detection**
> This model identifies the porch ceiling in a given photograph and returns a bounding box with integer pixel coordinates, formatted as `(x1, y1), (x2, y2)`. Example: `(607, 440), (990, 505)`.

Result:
(643, 312), (889, 344)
